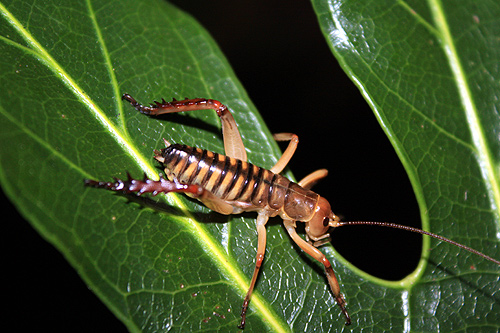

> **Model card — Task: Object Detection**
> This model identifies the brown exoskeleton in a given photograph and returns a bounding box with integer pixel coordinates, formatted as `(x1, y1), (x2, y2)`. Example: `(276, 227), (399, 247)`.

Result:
(85, 94), (500, 329)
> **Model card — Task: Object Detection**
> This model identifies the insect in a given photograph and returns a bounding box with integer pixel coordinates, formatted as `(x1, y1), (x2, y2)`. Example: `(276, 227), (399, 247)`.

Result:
(85, 94), (500, 329)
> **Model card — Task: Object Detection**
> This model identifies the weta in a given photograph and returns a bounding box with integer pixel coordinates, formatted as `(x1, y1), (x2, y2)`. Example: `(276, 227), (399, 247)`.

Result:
(85, 94), (500, 329)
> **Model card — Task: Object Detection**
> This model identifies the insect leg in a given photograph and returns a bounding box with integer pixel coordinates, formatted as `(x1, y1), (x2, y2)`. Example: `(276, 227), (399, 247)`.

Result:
(196, 188), (234, 215)
(84, 174), (233, 215)
(239, 212), (269, 329)
(271, 133), (299, 174)
(283, 219), (351, 325)
(122, 94), (247, 161)
(84, 173), (204, 196)
(298, 169), (328, 190)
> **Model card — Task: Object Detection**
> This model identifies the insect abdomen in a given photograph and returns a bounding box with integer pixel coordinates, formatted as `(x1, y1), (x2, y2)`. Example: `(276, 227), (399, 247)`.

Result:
(161, 144), (318, 217)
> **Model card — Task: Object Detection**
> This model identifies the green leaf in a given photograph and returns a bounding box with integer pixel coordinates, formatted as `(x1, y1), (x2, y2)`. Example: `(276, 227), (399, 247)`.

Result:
(0, 0), (285, 331)
(2, 0), (499, 332)
(312, 0), (500, 331)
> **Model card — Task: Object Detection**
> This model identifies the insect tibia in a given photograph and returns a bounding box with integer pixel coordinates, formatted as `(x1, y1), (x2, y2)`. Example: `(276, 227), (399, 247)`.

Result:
(84, 173), (203, 197)
(122, 93), (229, 118)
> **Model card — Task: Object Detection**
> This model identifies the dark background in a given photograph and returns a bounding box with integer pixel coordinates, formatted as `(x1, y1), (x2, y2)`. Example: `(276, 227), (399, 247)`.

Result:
(5, 1), (420, 331)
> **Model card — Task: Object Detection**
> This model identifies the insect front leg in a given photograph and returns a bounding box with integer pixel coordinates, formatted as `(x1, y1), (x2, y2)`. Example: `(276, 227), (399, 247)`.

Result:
(283, 219), (351, 325)
(122, 94), (247, 161)
(239, 211), (269, 329)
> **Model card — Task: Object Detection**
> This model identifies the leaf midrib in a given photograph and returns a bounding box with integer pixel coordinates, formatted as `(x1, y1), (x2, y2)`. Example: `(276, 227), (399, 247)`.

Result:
(429, 0), (500, 224)
(0, 3), (288, 331)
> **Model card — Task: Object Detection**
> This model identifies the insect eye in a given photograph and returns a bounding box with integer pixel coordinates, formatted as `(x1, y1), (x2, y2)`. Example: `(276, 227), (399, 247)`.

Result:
(323, 217), (330, 227)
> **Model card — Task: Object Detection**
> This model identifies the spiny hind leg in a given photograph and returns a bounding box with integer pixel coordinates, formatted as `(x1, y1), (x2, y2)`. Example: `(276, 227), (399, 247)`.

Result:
(122, 94), (247, 161)
(84, 173), (234, 215)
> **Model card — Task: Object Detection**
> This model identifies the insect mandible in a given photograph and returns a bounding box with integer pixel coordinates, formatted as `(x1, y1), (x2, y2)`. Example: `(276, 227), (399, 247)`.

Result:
(85, 94), (500, 329)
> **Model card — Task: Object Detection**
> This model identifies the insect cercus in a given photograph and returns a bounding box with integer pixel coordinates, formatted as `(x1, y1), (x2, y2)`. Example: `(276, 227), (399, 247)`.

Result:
(85, 94), (500, 329)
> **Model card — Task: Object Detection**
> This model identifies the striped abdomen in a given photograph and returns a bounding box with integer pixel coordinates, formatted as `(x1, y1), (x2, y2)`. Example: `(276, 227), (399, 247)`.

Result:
(159, 144), (318, 220)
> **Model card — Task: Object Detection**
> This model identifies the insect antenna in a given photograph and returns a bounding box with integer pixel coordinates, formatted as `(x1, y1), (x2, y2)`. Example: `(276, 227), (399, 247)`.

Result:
(337, 221), (500, 265)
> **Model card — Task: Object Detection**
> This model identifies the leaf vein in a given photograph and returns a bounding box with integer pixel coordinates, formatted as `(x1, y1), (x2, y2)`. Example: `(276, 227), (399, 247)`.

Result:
(429, 0), (500, 226)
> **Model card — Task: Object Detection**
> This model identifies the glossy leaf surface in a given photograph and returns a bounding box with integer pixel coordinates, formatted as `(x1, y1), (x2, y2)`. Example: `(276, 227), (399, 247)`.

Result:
(313, 0), (500, 331)
(0, 0), (285, 331)
(1, 0), (499, 332)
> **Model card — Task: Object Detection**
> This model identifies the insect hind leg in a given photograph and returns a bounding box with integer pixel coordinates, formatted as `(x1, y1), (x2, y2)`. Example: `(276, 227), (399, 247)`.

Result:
(84, 173), (203, 197)
(122, 94), (247, 161)
(85, 173), (235, 216)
